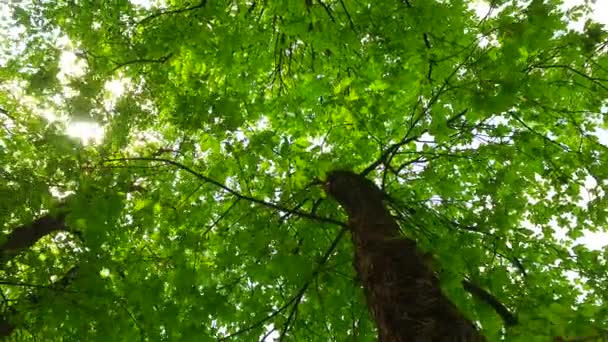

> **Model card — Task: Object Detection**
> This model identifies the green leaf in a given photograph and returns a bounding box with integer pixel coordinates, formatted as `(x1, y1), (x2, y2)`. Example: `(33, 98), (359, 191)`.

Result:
(2, 0), (607, 340)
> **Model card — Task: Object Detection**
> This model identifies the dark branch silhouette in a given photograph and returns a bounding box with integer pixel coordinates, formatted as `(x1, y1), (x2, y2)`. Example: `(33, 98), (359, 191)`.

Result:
(218, 227), (348, 340)
(136, 0), (207, 26)
(462, 280), (518, 327)
(104, 157), (345, 227)
(1, 212), (67, 265)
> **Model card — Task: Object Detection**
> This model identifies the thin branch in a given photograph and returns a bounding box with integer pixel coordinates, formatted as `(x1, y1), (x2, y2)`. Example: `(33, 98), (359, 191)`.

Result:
(202, 199), (240, 236)
(137, 0), (207, 26)
(316, 0), (336, 23)
(361, 41), (477, 176)
(117, 299), (146, 341)
(509, 112), (571, 153)
(337, 0), (356, 32)
(362, 107), (468, 176)
(104, 157), (345, 227)
(260, 327), (277, 341)
(278, 291), (303, 340)
(462, 280), (518, 327)
(533, 64), (608, 92)
(111, 53), (173, 73)
(0, 280), (76, 292)
(219, 227), (349, 340)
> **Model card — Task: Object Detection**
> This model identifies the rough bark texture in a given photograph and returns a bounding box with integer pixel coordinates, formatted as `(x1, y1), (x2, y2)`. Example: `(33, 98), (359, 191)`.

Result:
(325, 170), (484, 342)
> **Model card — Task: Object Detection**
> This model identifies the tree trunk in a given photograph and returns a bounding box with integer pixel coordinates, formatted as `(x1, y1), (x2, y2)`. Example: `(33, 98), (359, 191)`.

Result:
(325, 170), (484, 341)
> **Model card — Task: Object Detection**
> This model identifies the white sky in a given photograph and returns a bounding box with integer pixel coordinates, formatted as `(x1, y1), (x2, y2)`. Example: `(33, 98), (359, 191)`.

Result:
(472, 0), (608, 25)
(564, 0), (608, 26)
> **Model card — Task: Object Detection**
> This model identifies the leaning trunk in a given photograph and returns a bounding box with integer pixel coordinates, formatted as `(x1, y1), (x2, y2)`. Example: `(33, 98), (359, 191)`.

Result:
(325, 170), (484, 341)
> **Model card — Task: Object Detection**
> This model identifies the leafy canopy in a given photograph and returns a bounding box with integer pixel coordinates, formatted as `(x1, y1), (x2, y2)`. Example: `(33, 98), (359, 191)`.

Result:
(1, 0), (608, 340)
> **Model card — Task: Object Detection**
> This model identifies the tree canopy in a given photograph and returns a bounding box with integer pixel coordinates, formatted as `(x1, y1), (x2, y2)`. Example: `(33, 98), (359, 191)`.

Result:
(1, 0), (608, 340)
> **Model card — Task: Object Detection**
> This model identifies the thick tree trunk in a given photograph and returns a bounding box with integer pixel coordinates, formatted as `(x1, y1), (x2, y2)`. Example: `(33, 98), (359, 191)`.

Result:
(325, 170), (484, 341)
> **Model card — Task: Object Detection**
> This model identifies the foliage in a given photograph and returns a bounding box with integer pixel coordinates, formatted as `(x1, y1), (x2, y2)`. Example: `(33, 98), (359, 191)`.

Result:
(1, 0), (608, 340)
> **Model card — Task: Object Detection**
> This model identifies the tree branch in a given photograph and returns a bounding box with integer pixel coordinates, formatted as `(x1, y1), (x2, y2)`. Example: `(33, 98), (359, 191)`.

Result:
(462, 280), (518, 327)
(104, 157), (345, 227)
(219, 227), (348, 340)
(533, 64), (608, 92)
(361, 43), (477, 177)
(111, 53), (173, 73)
(1, 212), (67, 265)
(136, 0), (207, 26)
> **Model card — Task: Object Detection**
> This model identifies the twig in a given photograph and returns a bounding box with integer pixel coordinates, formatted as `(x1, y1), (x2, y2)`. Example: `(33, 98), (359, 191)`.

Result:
(137, 0), (207, 26)
(219, 227), (349, 340)
(202, 199), (240, 236)
(317, 0), (336, 23)
(338, 0), (356, 32)
(533, 64), (608, 92)
(278, 291), (303, 340)
(361, 41), (477, 176)
(111, 53), (173, 73)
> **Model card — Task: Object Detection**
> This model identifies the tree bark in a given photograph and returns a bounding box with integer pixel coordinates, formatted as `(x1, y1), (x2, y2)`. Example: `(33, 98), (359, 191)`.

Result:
(325, 170), (484, 341)
(1, 212), (67, 265)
